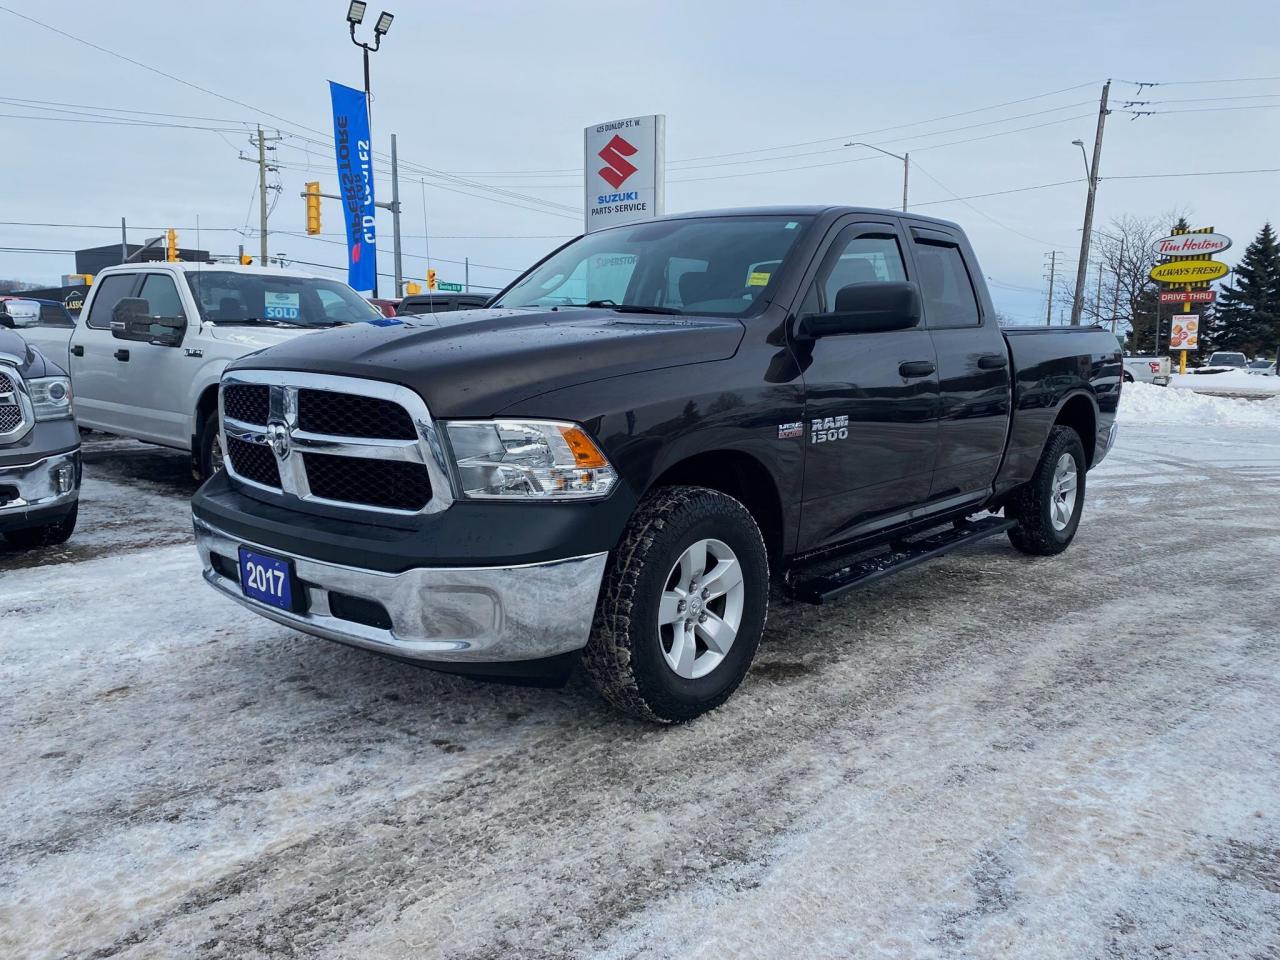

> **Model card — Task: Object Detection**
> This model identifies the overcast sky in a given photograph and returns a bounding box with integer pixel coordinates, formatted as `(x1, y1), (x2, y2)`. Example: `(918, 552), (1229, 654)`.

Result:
(2, 0), (1278, 321)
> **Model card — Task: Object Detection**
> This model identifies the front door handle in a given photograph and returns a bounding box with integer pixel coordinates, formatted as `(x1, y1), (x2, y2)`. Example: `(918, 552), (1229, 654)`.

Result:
(71, 345), (84, 357)
(977, 352), (1008, 370)
(898, 360), (936, 378)
(114, 349), (130, 362)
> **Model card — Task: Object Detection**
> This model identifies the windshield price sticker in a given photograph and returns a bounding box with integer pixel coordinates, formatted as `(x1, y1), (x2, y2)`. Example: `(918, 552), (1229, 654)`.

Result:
(747, 271), (771, 287)
(264, 291), (301, 320)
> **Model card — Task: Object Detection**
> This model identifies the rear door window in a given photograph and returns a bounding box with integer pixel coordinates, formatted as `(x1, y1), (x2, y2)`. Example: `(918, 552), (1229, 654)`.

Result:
(84, 273), (138, 329)
(913, 240), (981, 328)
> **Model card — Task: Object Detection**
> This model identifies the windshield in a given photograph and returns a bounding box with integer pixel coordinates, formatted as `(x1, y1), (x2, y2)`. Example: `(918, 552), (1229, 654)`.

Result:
(1248, 360), (1271, 369)
(184, 271), (381, 327)
(494, 215), (813, 316)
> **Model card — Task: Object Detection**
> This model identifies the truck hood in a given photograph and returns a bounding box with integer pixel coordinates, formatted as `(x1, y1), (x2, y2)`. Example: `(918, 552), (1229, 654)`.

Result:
(205, 323), (324, 351)
(230, 307), (746, 417)
(0, 328), (62, 378)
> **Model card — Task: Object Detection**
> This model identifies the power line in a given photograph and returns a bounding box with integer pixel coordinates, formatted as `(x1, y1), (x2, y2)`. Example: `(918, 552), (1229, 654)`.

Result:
(908, 159), (1072, 248)
(666, 114), (1094, 185)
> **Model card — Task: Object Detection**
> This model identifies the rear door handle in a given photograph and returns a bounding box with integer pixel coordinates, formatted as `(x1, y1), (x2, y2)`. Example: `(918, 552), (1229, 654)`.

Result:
(71, 345), (84, 357)
(114, 349), (130, 362)
(977, 353), (1008, 370)
(898, 360), (936, 378)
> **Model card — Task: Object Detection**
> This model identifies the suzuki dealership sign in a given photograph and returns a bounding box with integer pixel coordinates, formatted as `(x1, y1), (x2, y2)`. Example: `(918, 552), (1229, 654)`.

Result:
(1151, 232), (1232, 258)
(584, 115), (665, 233)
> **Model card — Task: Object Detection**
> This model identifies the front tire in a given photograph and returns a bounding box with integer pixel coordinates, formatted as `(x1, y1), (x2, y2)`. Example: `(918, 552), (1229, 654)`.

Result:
(583, 486), (769, 723)
(4, 503), (78, 549)
(195, 411), (224, 482)
(1005, 425), (1086, 556)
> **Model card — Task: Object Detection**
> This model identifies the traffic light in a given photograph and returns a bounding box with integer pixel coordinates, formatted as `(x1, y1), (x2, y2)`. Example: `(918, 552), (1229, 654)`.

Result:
(240, 253), (253, 265)
(166, 229), (178, 262)
(427, 268), (437, 291)
(305, 181), (321, 235)
(405, 281), (422, 295)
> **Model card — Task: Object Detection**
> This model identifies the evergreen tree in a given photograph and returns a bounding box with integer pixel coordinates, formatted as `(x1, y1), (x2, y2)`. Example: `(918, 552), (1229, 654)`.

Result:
(1215, 223), (1280, 356)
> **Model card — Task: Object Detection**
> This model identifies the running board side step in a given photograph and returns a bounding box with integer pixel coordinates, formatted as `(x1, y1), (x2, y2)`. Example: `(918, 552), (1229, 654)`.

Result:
(788, 516), (1016, 605)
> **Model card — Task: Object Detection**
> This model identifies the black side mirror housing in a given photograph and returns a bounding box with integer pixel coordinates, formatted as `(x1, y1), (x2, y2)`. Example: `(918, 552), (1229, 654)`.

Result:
(798, 281), (922, 339)
(111, 297), (187, 347)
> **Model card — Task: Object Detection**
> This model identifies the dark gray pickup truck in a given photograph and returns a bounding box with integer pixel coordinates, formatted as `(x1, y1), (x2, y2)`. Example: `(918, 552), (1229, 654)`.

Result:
(192, 206), (1121, 721)
(0, 326), (80, 548)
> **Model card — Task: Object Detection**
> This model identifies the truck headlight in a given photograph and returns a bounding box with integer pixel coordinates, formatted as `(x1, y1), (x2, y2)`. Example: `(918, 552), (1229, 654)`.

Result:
(28, 376), (74, 421)
(444, 419), (617, 499)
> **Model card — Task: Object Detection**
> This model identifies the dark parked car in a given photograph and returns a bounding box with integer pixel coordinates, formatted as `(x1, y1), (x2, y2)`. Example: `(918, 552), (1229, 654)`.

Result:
(193, 206), (1121, 721)
(0, 326), (81, 548)
(396, 292), (490, 316)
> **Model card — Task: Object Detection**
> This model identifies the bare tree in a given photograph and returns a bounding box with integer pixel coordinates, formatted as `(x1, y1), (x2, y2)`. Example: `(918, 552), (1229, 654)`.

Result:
(1055, 211), (1186, 350)
(0, 278), (40, 294)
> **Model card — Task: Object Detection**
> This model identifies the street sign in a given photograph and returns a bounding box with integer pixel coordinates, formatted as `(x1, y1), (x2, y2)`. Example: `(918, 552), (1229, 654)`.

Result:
(1169, 314), (1200, 351)
(584, 115), (665, 233)
(437, 281), (464, 293)
(1152, 232), (1232, 257)
(1149, 260), (1229, 284)
(1159, 290), (1216, 304)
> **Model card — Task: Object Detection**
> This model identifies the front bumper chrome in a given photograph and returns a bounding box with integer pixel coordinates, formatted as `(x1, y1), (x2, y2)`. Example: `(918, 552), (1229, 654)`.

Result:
(0, 450), (80, 515)
(193, 517), (608, 663)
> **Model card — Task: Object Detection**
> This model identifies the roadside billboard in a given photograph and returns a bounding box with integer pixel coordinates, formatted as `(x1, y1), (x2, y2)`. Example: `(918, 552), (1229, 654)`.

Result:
(329, 81), (377, 293)
(1159, 290), (1216, 304)
(584, 115), (665, 234)
(1169, 314), (1200, 351)
(1152, 232), (1232, 257)
(1149, 260), (1229, 284)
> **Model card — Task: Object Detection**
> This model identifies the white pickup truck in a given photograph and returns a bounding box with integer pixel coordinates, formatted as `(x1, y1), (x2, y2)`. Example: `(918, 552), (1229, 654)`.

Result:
(16, 262), (381, 478)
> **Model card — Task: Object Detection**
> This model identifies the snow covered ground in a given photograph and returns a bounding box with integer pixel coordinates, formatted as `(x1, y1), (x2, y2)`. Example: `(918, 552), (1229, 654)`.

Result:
(1168, 369), (1280, 397)
(3, 406), (1279, 960)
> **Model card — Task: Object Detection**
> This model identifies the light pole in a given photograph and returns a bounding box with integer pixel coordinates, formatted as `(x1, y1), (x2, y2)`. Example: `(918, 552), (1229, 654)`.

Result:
(845, 142), (909, 211)
(1071, 138), (1090, 179)
(347, 1), (394, 295)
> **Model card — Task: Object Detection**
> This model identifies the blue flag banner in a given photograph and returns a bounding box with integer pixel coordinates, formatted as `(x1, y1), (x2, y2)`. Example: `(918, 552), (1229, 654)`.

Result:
(328, 81), (376, 292)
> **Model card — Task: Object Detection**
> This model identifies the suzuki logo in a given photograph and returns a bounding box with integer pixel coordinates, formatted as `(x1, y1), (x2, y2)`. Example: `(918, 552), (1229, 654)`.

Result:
(267, 421), (292, 460)
(597, 134), (638, 189)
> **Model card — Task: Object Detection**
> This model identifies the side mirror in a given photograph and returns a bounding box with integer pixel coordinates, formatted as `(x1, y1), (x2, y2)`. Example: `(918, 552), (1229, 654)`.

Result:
(111, 297), (187, 347)
(798, 281), (921, 339)
(2, 300), (41, 329)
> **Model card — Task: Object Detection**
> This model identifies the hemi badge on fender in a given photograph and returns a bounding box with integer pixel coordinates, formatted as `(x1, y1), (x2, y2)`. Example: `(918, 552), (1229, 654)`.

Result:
(778, 421), (804, 439)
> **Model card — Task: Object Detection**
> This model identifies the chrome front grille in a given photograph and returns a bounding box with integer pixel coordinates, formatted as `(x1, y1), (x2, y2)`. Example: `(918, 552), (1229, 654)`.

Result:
(219, 371), (453, 516)
(0, 367), (33, 443)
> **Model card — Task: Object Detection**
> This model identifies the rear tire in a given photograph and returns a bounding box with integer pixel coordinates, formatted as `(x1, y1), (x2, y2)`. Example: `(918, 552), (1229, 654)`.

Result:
(582, 485), (769, 723)
(1006, 426), (1086, 556)
(4, 503), (78, 549)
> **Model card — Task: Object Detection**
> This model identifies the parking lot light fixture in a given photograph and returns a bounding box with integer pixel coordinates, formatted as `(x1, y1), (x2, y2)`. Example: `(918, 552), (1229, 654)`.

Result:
(375, 11), (394, 36)
(347, 1), (367, 25)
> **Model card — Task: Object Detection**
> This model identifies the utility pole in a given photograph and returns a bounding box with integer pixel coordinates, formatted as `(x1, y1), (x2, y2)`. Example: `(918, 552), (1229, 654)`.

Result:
(902, 152), (909, 213)
(391, 133), (404, 297)
(1044, 250), (1060, 326)
(464, 257), (469, 292)
(1070, 81), (1110, 325)
(243, 127), (282, 266)
(120, 217), (128, 265)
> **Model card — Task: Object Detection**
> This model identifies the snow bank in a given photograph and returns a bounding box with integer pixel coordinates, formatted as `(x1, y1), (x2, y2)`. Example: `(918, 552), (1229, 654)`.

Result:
(1120, 380), (1280, 426)
(1169, 369), (1280, 396)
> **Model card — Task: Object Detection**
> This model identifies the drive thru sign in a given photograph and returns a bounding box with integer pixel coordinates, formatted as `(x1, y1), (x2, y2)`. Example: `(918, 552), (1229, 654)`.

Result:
(584, 115), (665, 233)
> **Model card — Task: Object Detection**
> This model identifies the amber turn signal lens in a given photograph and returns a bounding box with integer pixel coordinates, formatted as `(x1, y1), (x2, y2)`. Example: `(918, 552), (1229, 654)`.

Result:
(558, 426), (608, 468)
